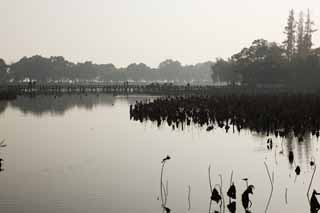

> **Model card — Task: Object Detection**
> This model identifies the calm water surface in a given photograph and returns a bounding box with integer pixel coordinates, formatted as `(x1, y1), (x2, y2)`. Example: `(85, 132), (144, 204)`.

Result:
(0, 94), (319, 213)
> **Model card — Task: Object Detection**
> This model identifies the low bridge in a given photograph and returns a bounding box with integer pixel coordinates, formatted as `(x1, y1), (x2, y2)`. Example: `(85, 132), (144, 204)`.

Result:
(5, 83), (214, 95)
(2, 83), (309, 95)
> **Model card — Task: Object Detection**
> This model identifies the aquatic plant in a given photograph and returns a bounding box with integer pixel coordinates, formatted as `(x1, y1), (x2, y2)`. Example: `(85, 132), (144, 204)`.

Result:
(130, 95), (320, 139)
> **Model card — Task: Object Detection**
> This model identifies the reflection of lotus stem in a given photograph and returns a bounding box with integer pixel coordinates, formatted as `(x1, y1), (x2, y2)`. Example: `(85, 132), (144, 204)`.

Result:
(285, 188), (288, 204)
(188, 185), (191, 211)
(208, 165), (213, 193)
(160, 163), (165, 206)
(229, 170), (234, 204)
(162, 182), (167, 204)
(208, 165), (213, 213)
(214, 183), (223, 213)
(208, 200), (212, 213)
(219, 174), (225, 213)
(166, 180), (168, 198)
(307, 164), (317, 202)
(264, 162), (274, 213)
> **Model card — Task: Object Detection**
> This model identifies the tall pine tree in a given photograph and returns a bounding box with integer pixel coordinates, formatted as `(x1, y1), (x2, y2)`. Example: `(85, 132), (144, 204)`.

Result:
(303, 9), (317, 54)
(283, 9), (296, 61)
(296, 11), (305, 58)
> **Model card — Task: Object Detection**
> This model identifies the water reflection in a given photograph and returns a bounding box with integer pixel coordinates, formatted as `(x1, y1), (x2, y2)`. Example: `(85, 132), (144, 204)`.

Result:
(130, 95), (320, 139)
(2, 94), (317, 166)
(0, 101), (8, 114)
(0, 94), (157, 116)
(0, 94), (117, 116)
(130, 96), (320, 167)
(311, 190), (320, 212)
(157, 154), (320, 213)
(1, 94), (320, 213)
(0, 139), (6, 172)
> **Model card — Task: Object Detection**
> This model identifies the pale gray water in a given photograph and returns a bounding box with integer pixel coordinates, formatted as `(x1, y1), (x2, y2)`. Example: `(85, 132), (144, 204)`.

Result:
(0, 94), (319, 213)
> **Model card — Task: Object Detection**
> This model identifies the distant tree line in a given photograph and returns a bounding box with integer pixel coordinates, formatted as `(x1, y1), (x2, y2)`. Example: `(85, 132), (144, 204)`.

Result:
(2, 9), (319, 87)
(0, 56), (213, 84)
(211, 9), (320, 88)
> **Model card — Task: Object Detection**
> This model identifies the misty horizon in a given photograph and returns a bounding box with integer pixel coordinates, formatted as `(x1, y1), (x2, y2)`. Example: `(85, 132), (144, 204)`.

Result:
(2, 0), (320, 67)
(2, 55), (215, 69)
(3, 1), (320, 212)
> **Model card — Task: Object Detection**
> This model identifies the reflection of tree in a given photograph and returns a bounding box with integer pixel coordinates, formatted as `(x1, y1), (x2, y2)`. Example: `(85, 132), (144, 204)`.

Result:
(132, 95), (320, 166)
(0, 101), (8, 114)
(0, 94), (154, 117)
(284, 132), (313, 166)
(285, 133), (295, 157)
(252, 130), (313, 165)
(0, 139), (6, 172)
(297, 133), (312, 165)
(9, 94), (116, 116)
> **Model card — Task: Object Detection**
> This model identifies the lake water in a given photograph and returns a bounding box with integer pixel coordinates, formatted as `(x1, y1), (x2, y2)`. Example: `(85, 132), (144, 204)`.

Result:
(0, 94), (319, 213)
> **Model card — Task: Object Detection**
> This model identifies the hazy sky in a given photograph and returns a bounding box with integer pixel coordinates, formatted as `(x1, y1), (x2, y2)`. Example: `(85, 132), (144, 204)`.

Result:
(1, 0), (320, 67)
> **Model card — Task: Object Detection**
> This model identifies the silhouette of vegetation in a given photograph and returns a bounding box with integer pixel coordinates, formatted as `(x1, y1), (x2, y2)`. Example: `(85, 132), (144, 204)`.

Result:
(210, 9), (320, 89)
(2, 94), (117, 116)
(1, 57), (212, 84)
(0, 89), (17, 101)
(227, 171), (236, 213)
(130, 95), (320, 139)
(267, 138), (273, 150)
(227, 183), (236, 200)
(208, 165), (224, 213)
(227, 201), (236, 213)
(288, 151), (294, 165)
(295, 166), (301, 176)
(0, 139), (7, 172)
(242, 185), (255, 212)
(211, 187), (222, 204)
(310, 190), (320, 213)
(0, 58), (9, 83)
(154, 154), (320, 213)
(307, 163), (320, 213)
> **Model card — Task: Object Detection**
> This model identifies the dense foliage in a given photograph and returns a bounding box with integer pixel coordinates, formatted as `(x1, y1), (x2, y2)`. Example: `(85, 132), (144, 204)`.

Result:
(211, 9), (320, 89)
(0, 57), (213, 84)
(130, 95), (320, 137)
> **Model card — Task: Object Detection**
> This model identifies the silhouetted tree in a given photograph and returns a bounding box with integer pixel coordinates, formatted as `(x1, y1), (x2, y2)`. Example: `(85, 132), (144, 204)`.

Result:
(5, 56), (212, 84)
(296, 11), (305, 58)
(0, 58), (8, 83)
(211, 58), (238, 84)
(283, 9), (296, 61)
(231, 39), (286, 86)
(303, 9), (317, 55)
(0, 59), (6, 68)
